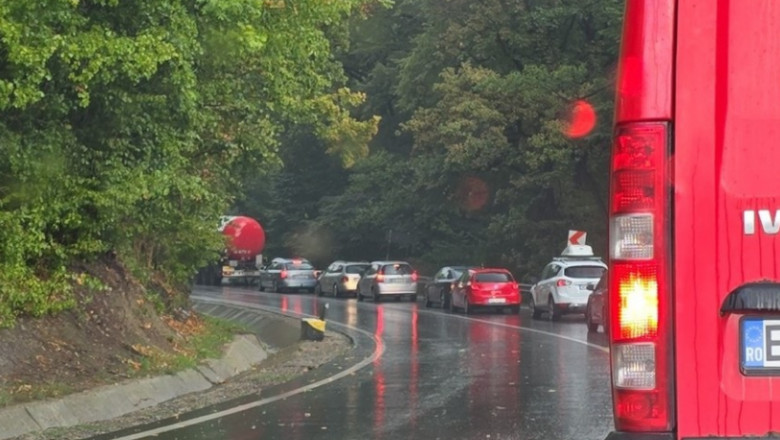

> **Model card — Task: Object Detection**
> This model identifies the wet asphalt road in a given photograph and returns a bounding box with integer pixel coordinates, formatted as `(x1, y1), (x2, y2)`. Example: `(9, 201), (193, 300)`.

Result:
(107, 286), (614, 440)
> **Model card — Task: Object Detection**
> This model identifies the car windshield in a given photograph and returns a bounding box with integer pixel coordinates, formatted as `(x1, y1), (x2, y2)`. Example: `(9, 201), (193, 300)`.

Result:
(382, 264), (413, 275)
(284, 262), (314, 270)
(346, 264), (370, 274)
(474, 272), (512, 283)
(564, 266), (606, 279)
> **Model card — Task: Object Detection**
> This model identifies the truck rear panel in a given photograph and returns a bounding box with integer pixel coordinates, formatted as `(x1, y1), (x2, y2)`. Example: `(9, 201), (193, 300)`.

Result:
(674, 0), (780, 437)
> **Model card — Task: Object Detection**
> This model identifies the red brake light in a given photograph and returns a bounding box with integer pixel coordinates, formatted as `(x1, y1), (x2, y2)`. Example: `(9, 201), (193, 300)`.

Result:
(376, 273), (384, 283)
(556, 279), (571, 287)
(411, 271), (418, 282)
(280, 270), (288, 279)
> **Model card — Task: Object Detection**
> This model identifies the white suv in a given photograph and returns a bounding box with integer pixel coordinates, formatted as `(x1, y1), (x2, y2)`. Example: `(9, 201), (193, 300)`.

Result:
(530, 245), (606, 321)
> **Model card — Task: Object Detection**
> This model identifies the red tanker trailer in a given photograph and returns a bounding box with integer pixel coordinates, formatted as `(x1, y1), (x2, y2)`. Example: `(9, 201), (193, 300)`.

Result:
(196, 215), (266, 286)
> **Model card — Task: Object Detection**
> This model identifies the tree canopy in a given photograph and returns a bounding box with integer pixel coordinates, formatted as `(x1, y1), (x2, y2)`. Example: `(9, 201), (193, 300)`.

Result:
(0, 0), (624, 325)
(0, 0), (377, 326)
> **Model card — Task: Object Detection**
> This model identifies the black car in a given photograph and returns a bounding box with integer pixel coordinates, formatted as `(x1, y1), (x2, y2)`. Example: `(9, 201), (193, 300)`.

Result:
(424, 266), (472, 309)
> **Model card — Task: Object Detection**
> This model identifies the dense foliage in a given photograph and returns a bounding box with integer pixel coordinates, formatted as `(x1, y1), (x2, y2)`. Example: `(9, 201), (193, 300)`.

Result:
(0, 0), (377, 326)
(257, 0), (623, 278)
(1, 0), (623, 326)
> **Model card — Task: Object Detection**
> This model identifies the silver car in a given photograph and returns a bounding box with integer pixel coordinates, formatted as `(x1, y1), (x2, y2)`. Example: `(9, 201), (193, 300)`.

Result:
(357, 261), (418, 302)
(315, 261), (371, 298)
(259, 258), (317, 293)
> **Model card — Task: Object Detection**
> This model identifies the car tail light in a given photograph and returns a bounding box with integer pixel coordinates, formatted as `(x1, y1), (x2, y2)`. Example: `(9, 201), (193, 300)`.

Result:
(411, 271), (418, 282)
(341, 276), (348, 283)
(556, 279), (571, 287)
(376, 274), (385, 283)
(280, 270), (288, 279)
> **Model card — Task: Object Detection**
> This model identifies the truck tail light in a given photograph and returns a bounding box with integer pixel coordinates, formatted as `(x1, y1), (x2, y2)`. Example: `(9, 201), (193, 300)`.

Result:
(608, 122), (674, 433)
(608, 0), (676, 433)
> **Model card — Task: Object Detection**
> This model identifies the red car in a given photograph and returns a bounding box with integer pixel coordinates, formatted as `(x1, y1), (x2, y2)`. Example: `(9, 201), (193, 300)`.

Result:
(449, 268), (521, 314)
(585, 273), (608, 334)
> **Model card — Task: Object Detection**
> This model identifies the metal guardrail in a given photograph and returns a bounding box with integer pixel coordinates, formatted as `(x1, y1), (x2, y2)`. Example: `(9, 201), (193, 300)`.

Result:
(415, 277), (534, 296)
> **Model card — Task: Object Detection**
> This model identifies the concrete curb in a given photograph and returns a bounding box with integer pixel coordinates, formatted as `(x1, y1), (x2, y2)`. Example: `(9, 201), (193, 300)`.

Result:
(0, 334), (267, 440)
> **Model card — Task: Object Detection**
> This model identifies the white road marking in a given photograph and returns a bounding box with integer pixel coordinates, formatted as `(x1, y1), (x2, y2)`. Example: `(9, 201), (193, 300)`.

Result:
(113, 296), (384, 440)
(116, 290), (607, 439)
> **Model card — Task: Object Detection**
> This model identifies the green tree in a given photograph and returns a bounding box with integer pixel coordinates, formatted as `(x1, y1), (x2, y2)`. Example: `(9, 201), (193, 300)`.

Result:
(327, 0), (622, 279)
(0, 0), (377, 326)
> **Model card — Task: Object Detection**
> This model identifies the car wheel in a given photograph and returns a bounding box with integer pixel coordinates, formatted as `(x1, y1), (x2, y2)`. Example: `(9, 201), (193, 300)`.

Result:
(425, 293), (433, 308)
(548, 297), (560, 321)
(272, 280), (279, 293)
(357, 290), (364, 301)
(410, 294), (417, 302)
(449, 296), (457, 313)
(464, 299), (472, 315)
(259, 282), (265, 292)
(333, 283), (341, 298)
(531, 296), (543, 319)
(314, 283), (322, 296)
(586, 305), (599, 332)
(372, 287), (381, 303)
(439, 290), (449, 309)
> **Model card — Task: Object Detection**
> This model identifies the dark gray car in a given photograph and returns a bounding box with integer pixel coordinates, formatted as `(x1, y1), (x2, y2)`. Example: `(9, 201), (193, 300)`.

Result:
(423, 265), (471, 309)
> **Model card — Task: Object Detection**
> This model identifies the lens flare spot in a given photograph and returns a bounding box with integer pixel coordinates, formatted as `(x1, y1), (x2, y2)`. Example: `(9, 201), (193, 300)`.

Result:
(564, 99), (597, 139)
(455, 177), (490, 212)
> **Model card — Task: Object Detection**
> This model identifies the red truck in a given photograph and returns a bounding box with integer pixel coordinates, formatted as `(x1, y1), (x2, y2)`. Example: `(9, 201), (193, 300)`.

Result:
(196, 216), (266, 286)
(606, 1), (780, 439)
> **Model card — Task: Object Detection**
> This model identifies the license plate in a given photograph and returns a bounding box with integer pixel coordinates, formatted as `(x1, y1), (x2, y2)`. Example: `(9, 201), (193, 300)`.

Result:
(740, 317), (780, 375)
(487, 298), (506, 304)
(578, 284), (590, 290)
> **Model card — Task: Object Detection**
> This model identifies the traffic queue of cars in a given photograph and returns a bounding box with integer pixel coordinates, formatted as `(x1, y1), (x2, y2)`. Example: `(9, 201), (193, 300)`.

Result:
(259, 245), (609, 322)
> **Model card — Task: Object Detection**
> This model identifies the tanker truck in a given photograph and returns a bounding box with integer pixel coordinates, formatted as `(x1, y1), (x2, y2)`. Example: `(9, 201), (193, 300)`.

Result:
(196, 215), (266, 286)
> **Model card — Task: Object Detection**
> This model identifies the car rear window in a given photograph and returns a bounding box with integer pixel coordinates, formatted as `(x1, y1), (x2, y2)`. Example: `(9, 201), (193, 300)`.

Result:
(564, 266), (606, 279)
(382, 264), (413, 275)
(474, 272), (512, 282)
(346, 264), (370, 274)
(285, 262), (314, 270)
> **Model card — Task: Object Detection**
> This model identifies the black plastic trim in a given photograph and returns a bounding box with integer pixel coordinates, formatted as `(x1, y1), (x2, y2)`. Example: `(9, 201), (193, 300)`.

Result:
(720, 281), (780, 315)
(604, 432), (673, 440)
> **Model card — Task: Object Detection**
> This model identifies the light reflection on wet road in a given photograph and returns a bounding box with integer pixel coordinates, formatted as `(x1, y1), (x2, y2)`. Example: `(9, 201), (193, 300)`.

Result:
(108, 287), (613, 440)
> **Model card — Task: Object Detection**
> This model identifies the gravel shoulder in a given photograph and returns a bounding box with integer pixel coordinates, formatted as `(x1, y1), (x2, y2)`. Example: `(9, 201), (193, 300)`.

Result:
(9, 324), (352, 440)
